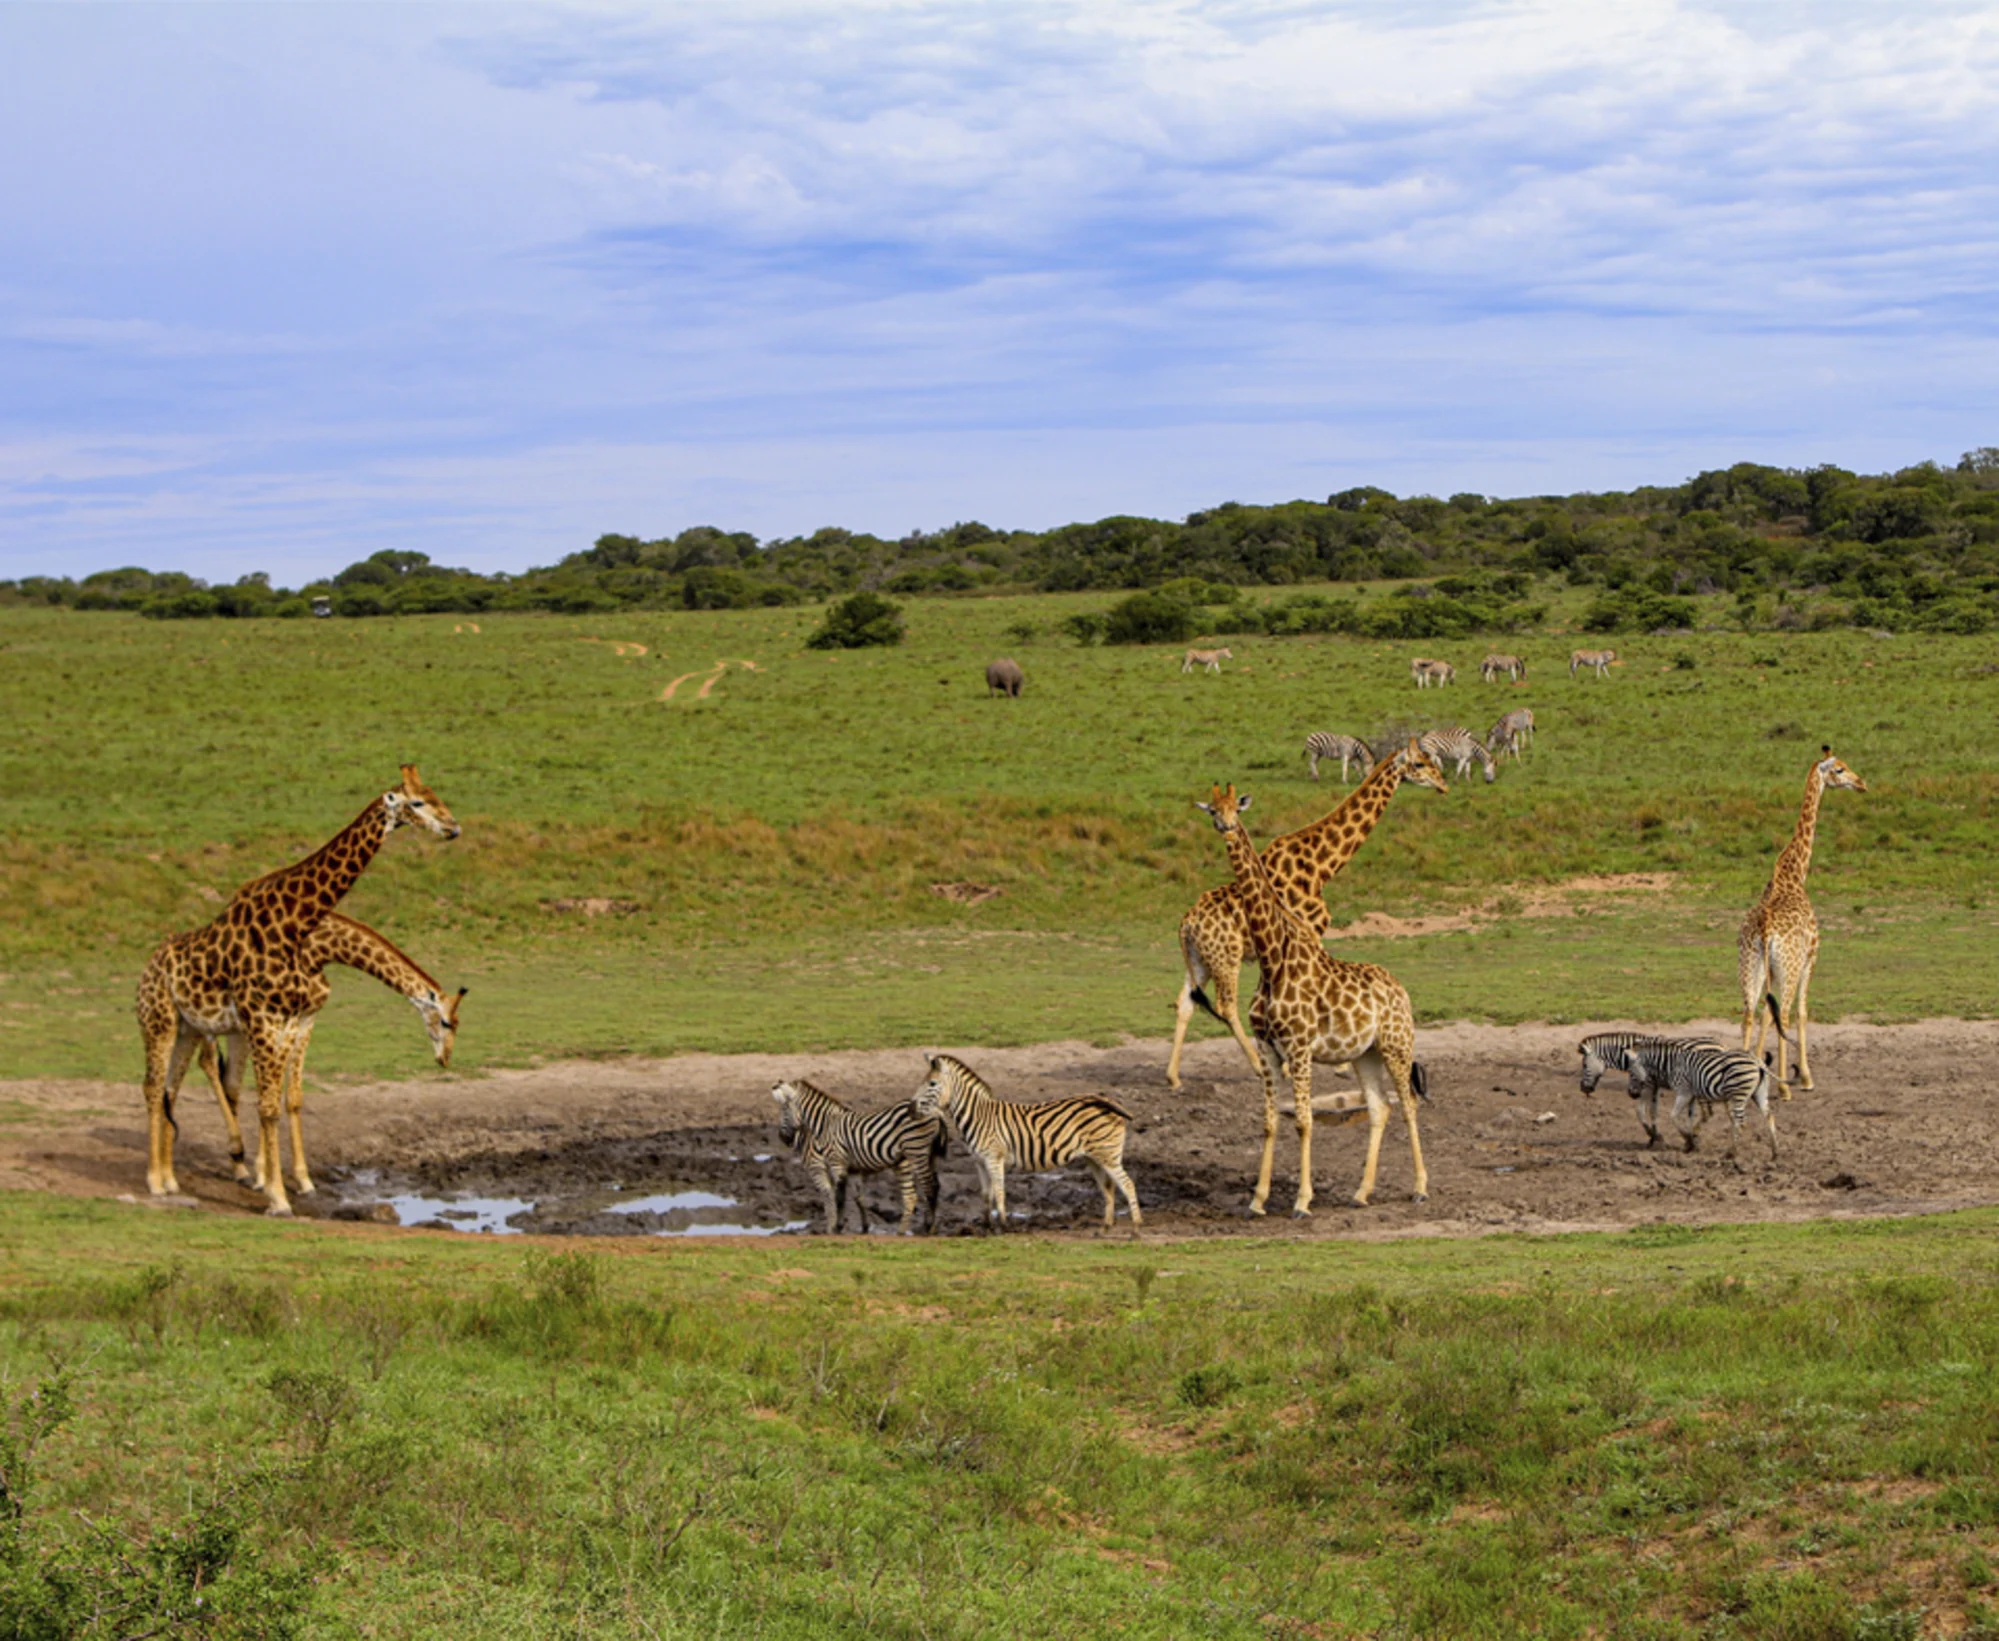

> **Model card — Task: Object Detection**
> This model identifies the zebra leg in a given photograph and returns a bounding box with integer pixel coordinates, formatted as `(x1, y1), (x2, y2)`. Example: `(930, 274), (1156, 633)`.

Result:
(1085, 1158), (1115, 1228)
(811, 1159), (838, 1234)
(852, 1172), (872, 1235)
(1249, 1036), (1282, 1217)
(896, 1159), (921, 1236)
(1110, 1159), (1142, 1229)
(1672, 1088), (1700, 1152)
(1308, 750), (1320, 780)
(988, 1161), (1007, 1233)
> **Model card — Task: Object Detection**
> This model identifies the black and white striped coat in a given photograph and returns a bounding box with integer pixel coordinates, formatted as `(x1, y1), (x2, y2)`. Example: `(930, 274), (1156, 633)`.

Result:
(912, 1054), (1141, 1231)
(1304, 732), (1374, 782)
(1417, 727), (1496, 784)
(1489, 708), (1534, 761)
(772, 1078), (945, 1234)
(1577, 1031), (1715, 1148)
(1578, 1034), (1780, 1158)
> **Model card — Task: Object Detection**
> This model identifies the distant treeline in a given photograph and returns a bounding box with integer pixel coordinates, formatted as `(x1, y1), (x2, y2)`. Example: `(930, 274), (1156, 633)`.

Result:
(8, 450), (1999, 635)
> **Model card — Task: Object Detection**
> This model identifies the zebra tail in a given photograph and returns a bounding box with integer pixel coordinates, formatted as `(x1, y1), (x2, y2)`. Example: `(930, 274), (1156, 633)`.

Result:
(1090, 1093), (1134, 1122)
(1411, 1061), (1430, 1103)
(1189, 985), (1225, 1024)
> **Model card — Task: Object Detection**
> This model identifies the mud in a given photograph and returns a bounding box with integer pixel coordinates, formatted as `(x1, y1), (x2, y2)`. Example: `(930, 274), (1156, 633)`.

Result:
(7, 1018), (1996, 1241)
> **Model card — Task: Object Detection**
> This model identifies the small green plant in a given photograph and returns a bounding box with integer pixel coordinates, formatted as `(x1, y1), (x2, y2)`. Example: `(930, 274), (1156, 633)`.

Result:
(264, 1367), (357, 1456)
(805, 591), (904, 649)
(1177, 1364), (1241, 1408)
(1001, 618), (1040, 645)
(1672, 651), (1697, 669)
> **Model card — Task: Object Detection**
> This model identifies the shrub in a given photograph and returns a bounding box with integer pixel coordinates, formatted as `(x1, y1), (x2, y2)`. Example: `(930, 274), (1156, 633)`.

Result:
(1105, 590), (1198, 645)
(1059, 612), (1108, 646)
(806, 591), (905, 649)
(139, 589), (220, 620)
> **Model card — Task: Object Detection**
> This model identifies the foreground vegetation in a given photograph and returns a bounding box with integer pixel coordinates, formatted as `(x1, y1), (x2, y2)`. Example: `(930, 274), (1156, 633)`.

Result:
(1, 1196), (1994, 1638)
(8, 451), (1999, 633)
(6, 595), (1999, 1080)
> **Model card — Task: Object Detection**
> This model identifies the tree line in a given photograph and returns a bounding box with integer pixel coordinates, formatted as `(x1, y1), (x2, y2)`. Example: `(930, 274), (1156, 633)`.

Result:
(7, 450), (1998, 636)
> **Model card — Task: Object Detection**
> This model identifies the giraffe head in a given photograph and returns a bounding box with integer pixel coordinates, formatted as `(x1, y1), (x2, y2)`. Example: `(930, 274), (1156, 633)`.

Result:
(1390, 739), (1450, 795)
(410, 984), (467, 1067)
(383, 764), (462, 840)
(1194, 783), (1250, 833)
(1814, 746), (1867, 793)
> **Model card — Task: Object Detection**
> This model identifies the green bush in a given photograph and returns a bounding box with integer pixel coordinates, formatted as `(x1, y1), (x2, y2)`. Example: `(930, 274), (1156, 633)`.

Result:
(1059, 611), (1108, 646)
(1104, 590), (1199, 645)
(806, 591), (905, 649)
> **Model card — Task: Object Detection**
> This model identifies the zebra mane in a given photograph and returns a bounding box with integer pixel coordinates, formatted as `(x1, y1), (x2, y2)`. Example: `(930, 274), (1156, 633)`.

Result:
(928, 1053), (987, 1091)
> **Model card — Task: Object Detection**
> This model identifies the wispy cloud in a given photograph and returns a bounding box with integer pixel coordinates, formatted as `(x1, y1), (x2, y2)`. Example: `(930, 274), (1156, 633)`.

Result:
(2, 2), (1995, 582)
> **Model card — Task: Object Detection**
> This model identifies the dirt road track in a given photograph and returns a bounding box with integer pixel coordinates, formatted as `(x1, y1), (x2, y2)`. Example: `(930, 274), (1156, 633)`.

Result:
(6, 1018), (1995, 1241)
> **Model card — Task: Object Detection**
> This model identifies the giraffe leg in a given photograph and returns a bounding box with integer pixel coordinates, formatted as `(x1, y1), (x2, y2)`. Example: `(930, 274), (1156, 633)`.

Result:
(285, 1020), (316, 1195)
(1248, 1037), (1282, 1217)
(197, 1038), (251, 1183)
(246, 1022), (294, 1216)
(1386, 1047), (1428, 1202)
(1793, 947), (1817, 1093)
(1167, 977), (1196, 1090)
(1763, 945), (1796, 1090)
(1350, 1060), (1392, 1208)
(1740, 932), (1770, 1058)
(143, 1025), (192, 1196)
(1290, 1063), (1316, 1218)
(1213, 967), (1269, 1090)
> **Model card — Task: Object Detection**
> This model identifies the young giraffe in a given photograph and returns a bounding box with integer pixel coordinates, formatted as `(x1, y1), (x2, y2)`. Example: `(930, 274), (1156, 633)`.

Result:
(1166, 742), (1448, 1089)
(1739, 746), (1867, 1092)
(1195, 783), (1429, 1217)
(138, 765), (460, 1214)
(141, 914), (466, 1197)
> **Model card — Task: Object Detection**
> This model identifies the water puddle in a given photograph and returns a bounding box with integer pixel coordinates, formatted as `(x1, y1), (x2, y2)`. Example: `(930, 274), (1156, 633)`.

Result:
(357, 1183), (804, 1238)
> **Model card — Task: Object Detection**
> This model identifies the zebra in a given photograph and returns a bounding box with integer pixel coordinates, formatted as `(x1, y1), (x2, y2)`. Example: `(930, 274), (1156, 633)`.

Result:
(910, 1054), (1141, 1232)
(1304, 732), (1375, 782)
(1411, 658), (1455, 688)
(1417, 726), (1496, 784)
(1182, 647), (1232, 674)
(1570, 647), (1617, 679)
(1489, 707), (1535, 761)
(1577, 1031), (1717, 1148)
(1579, 1036), (1782, 1159)
(1480, 652), (1526, 683)
(771, 1079), (946, 1235)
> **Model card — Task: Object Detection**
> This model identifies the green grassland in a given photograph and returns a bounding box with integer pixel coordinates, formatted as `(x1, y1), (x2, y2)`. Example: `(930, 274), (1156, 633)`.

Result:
(5, 594), (1999, 1081)
(1, 1198), (1995, 1638)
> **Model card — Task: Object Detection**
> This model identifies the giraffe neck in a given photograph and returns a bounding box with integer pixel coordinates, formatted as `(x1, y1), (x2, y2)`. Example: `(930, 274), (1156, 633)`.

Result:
(1277, 758), (1404, 893)
(1222, 820), (1310, 971)
(1772, 764), (1826, 894)
(306, 915), (440, 1001)
(236, 796), (393, 928)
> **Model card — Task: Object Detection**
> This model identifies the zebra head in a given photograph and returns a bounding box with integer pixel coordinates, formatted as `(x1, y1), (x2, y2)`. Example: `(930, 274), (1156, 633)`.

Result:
(1577, 1039), (1615, 1094)
(1816, 746), (1868, 793)
(912, 1056), (951, 1119)
(770, 1081), (803, 1150)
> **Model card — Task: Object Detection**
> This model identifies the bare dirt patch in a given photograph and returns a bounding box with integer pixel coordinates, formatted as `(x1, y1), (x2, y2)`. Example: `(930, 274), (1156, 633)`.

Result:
(1327, 873), (1673, 940)
(8, 1018), (1999, 1241)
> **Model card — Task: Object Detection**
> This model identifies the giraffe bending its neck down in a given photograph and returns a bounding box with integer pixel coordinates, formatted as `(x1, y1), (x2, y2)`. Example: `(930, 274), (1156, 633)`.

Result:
(1739, 746), (1866, 1092)
(1195, 783), (1428, 1218)
(138, 766), (460, 1214)
(1167, 742), (1446, 1089)
(141, 915), (466, 1197)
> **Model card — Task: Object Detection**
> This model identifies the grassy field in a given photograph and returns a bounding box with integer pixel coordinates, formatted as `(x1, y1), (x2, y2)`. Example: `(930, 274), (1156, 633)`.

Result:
(1, 1196), (1994, 1638)
(5, 595), (1999, 1082)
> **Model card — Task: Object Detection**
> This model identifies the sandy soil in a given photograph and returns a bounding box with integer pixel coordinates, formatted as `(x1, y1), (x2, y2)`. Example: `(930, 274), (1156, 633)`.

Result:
(7, 1018), (1996, 1242)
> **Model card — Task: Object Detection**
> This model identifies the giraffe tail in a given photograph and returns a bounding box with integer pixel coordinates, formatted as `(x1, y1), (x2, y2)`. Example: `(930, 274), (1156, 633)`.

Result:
(1411, 1061), (1431, 1103)
(1188, 986), (1225, 1024)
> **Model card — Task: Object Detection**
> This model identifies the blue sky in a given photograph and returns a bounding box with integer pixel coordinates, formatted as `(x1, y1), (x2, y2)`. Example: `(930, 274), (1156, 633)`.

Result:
(3, 1), (1996, 585)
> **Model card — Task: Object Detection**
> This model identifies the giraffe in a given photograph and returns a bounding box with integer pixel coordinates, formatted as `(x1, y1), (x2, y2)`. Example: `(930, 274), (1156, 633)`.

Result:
(1739, 746), (1867, 1092)
(1166, 741), (1447, 1089)
(1194, 784), (1428, 1217)
(142, 913), (466, 1198)
(138, 765), (460, 1214)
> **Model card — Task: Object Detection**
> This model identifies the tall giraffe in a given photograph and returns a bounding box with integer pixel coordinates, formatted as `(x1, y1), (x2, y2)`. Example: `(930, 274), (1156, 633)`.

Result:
(1167, 742), (1447, 1089)
(139, 765), (459, 1214)
(141, 913), (466, 1197)
(1194, 783), (1428, 1217)
(1739, 746), (1867, 1091)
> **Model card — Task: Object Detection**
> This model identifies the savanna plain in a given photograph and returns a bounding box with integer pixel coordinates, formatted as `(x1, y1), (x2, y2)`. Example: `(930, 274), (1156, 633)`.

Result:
(1, 594), (1996, 1638)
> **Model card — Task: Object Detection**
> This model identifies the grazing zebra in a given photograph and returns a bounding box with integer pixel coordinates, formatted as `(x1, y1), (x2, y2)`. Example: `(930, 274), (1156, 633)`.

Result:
(1417, 726), (1496, 784)
(1411, 657), (1455, 688)
(1570, 647), (1617, 679)
(771, 1079), (946, 1235)
(1480, 653), (1526, 683)
(1182, 647), (1232, 674)
(1488, 708), (1535, 761)
(911, 1054), (1141, 1232)
(1581, 1036), (1781, 1160)
(1304, 732), (1374, 782)
(1577, 1031), (1717, 1148)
